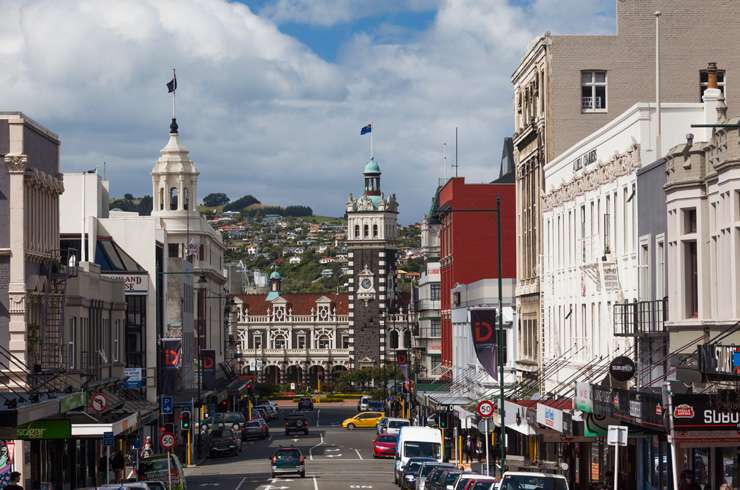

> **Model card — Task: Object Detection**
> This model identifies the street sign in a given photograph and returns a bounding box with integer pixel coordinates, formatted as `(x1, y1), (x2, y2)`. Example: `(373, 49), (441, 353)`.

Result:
(161, 395), (173, 415)
(103, 431), (114, 446)
(123, 367), (143, 389)
(160, 432), (175, 450)
(90, 392), (108, 413)
(477, 400), (495, 418)
(607, 425), (628, 446)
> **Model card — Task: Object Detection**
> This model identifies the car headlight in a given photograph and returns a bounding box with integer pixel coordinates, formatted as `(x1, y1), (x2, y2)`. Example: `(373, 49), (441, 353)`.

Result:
(405, 475), (415, 481)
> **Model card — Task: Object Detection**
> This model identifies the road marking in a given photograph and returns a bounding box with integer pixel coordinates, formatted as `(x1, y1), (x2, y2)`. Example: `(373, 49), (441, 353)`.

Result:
(354, 448), (364, 460)
(309, 433), (325, 461)
(349, 486), (372, 489)
(200, 485), (221, 488)
(326, 454), (342, 458)
(234, 478), (247, 490)
(326, 448), (340, 452)
(313, 477), (319, 490)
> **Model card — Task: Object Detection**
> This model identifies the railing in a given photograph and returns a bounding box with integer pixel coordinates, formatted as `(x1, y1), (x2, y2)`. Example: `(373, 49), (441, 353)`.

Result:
(614, 298), (667, 337)
(237, 312), (350, 324)
(237, 348), (351, 357)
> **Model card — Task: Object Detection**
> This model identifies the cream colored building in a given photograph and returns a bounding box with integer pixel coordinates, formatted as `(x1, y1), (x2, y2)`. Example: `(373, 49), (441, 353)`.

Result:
(511, 0), (740, 391)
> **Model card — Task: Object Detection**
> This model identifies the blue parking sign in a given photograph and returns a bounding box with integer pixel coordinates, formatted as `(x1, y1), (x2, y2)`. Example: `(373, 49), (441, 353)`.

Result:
(103, 431), (114, 446)
(161, 395), (173, 415)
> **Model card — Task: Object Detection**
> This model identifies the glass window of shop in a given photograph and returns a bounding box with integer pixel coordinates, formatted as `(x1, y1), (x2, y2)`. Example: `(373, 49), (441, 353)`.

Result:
(126, 294), (147, 368)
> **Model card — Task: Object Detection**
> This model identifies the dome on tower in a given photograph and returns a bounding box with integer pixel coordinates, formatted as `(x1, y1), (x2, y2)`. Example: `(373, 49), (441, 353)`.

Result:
(363, 158), (381, 174)
(270, 270), (282, 280)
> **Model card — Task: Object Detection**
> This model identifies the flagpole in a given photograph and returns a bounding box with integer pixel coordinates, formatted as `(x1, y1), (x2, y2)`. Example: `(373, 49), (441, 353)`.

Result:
(172, 67), (177, 120)
(370, 121), (374, 160)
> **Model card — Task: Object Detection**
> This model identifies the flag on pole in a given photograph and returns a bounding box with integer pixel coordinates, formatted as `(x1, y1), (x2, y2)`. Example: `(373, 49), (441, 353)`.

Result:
(167, 75), (177, 93)
(360, 123), (372, 135)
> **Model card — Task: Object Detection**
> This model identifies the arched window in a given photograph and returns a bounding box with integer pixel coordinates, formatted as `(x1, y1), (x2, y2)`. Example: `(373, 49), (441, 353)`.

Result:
(373, 224), (378, 237)
(354, 225), (360, 238)
(183, 188), (190, 210)
(317, 335), (331, 349)
(199, 244), (205, 261)
(389, 330), (399, 349)
(169, 187), (178, 210)
(404, 330), (412, 349)
(364, 224), (369, 237)
(273, 334), (287, 350)
(159, 188), (165, 210)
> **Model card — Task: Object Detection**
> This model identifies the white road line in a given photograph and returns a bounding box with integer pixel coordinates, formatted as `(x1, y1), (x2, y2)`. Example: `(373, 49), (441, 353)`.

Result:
(234, 477), (247, 490)
(354, 449), (363, 460)
(313, 476), (319, 490)
(309, 433), (325, 460)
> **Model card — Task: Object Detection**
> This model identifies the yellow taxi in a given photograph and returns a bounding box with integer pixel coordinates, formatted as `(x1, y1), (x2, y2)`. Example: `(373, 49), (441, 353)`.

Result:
(341, 411), (385, 430)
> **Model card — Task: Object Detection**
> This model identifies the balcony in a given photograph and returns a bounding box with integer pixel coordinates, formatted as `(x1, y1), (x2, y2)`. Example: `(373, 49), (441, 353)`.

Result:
(237, 348), (351, 358)
(613, 299), (667, 337)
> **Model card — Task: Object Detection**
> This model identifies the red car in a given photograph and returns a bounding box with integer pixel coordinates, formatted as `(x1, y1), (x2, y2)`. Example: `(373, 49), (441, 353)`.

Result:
(372, 433), (397, 458)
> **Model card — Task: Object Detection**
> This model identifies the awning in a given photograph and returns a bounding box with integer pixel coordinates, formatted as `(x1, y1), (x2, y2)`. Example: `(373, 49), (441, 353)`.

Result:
(493, 400), (537, 436)
(71, 412), (139, 437)
(425, 393), (473, 406)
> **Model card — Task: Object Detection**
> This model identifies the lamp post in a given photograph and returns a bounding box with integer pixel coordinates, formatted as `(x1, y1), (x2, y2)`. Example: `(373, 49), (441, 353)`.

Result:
(436, 197), (506, 475)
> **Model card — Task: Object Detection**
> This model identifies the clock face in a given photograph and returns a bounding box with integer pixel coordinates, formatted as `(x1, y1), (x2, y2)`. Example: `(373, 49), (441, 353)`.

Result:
(360, 278), (372, 290)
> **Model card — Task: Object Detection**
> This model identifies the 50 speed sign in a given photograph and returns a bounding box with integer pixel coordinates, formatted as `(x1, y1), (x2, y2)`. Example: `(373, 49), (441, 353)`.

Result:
(477, 400), (495, 418)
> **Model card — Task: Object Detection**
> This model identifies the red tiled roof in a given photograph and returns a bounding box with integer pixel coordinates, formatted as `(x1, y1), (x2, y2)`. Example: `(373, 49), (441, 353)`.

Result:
(237, 293), (349, 315)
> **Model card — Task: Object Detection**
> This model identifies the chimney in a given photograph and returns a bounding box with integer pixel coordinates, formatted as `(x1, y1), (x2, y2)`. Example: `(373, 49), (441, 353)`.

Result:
(702, 62), (725, 140)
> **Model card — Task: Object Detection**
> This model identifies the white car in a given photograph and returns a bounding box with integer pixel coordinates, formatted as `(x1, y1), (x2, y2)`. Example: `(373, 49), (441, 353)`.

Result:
(384, 417), (410, 435)
(499, 472), (569, 490)
(358, 395), (371, 411)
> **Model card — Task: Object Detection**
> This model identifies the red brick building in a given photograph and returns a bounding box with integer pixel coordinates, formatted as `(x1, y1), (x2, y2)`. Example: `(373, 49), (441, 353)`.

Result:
(438, 177), (516, 367)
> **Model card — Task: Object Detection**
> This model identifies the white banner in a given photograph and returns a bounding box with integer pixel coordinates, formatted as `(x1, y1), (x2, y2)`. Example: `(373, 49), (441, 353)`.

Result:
(536, 403), (564, 432)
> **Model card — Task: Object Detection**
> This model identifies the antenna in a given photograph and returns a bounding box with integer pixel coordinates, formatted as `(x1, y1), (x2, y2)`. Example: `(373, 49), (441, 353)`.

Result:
(442, 143), (448, 179)
(453, 127), (459, 177)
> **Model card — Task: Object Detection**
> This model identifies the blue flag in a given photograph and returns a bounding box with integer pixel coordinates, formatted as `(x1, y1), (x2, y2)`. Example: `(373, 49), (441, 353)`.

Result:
(360, 124), (372, 135)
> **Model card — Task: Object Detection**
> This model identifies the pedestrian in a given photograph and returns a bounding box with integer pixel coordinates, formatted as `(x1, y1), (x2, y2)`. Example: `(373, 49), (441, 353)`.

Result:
(111, 449), (125, 482)
(464, 435), (474, 464)
(5, 471), (23, 490)
(476, 438), (483, 463)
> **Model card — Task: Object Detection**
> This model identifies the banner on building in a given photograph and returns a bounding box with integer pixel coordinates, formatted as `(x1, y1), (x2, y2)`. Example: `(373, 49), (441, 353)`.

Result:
(672, 393), (740, 431)
(536, 403), (564, 432)
(396, 350), (409, 380)
(202, 350), (216, 390)
(161, 338), (182, 395)
(469, 308), (498, 379)
(575, 382), (593, 413)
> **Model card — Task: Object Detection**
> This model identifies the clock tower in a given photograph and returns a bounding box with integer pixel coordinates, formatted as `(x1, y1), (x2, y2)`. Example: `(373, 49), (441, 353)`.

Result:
(346, 158), (399, 369)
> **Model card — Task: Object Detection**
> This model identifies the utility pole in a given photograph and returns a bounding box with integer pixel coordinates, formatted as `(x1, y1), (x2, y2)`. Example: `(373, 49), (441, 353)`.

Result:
(496, 196), (505, 476)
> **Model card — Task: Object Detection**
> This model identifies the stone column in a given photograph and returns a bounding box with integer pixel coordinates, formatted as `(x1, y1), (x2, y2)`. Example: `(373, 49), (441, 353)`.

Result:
(5, 154), (28, 378)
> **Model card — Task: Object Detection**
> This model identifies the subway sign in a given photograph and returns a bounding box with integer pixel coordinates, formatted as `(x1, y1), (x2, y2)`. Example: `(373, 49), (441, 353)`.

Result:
(672, 394), (740, 431)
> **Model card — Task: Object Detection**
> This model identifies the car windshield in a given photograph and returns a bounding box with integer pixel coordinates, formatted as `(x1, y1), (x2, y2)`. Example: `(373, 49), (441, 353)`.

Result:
(378, 435), (396, 443)
(215, 413), (242, 424)
(421, 465), (442, 477)
(276, 450), (301, 463)
(501, 475), (567, 490)
(389, 421), (409, 428)
(140, 458), (169, 473)
(472, 482), (496, 490)
(445, 473), (462, 485)
(145, 483), (167, 490)
(405, 462), (424, 473)
(404, 441), (441, 459)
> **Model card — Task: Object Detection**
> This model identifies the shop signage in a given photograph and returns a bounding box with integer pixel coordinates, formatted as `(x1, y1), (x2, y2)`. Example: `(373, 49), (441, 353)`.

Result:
(592, 385), (613, 418)
(123, 368), (143, 389)
(609, 356), (636, 382)
(536, 404), (564, 432)
(469, 308), (499, 379)
(60, 391), (86, 414)
(629, 400), (641, 419)
(107, 273), (148, 295)
(672, 394), (740, 431)
(575, 382), (593, 413)
(17, 420), (71, 440)
(607, 425), (628, 446)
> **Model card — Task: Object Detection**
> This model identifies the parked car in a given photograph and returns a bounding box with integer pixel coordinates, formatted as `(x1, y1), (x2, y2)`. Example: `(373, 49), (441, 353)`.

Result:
(271, 446), (306, 478)
(463, 477), (498, 490)
(399, 457), (437, 490)
(358, 395), (371, 411)
(244, 419), (269, 440)
(297, 397), (314, 411)
(208, 427), (242, 457)
(499, 472), (568, 490)
(430, 469), (463, 490)
(138, 454), (186, 489)
(384, 417), (410, 435)
(424, 466), (455, 490)
(342, 411), (384, 429)
(454, 475), (496, 490)
(285, 413), (310, 435)
(254, 407), (269, 420)
(373, 433), (398, 458)
(417, 462), (456, 490)
(203, 412), (247, 440)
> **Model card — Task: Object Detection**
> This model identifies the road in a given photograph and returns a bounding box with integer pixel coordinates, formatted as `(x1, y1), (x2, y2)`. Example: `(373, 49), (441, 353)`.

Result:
(186, 405), (395, 490)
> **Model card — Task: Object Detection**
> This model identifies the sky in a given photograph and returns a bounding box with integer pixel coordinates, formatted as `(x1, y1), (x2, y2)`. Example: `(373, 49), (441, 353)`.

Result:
(2, 0), (616, 223)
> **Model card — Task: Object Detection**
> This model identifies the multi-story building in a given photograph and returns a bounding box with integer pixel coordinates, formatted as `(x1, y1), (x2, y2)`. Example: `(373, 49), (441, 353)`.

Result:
(414, 262), (441, 378)
(512, 0), (740, 390)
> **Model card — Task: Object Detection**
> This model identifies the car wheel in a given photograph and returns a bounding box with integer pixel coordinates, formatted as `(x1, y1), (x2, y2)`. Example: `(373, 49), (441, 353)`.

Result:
(272, 472), (276, 479)
(347, 423), (355, 430)
(304, 430), (308, 435)
(300, 471), (306, 478)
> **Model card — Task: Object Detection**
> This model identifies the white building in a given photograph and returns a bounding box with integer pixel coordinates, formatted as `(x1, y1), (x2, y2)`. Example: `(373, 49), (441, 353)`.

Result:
(540, 101), (706, 392)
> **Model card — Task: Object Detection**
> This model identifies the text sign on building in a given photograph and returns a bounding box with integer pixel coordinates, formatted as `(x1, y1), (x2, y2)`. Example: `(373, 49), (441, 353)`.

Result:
(123, 368), (143, 389)
(107, 273), (149, 295)
(672, 394), (740, 431)
(536, 404), (564, 432)
(575, 382), (593, 413)
(17, 420), (71, 440)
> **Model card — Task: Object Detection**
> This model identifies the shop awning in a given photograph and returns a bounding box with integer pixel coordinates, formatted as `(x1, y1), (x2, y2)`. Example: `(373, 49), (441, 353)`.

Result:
(493, 400), (537, 436)
(425, 393), (473, 406)
(70, 411), (139, 437)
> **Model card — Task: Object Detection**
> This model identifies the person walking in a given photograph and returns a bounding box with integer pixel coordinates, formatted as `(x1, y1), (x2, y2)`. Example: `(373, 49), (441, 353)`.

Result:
(464, 435), (474, 464)
(5, 472), (23, 490)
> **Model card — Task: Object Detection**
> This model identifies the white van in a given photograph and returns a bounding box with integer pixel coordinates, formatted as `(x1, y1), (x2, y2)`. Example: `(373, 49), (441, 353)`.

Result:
(394, 426), (443, 484)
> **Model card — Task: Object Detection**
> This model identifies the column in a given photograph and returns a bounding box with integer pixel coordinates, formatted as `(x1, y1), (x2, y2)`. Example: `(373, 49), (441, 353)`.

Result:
(5, 154), (28, 374)
(177, 176), (184, 211)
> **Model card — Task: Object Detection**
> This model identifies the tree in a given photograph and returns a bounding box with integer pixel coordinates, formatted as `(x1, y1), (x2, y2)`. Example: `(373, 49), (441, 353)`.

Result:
(284, 205), (313, 217)
(224, 194), (260, 212)
(138, 195), (153, 216)
(203, 192), (230, 207)
(124, 193), (134, 200)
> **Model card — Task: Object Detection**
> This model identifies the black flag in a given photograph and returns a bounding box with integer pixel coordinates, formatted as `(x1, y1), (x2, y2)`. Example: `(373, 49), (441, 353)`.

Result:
(167, 76), (177, 93)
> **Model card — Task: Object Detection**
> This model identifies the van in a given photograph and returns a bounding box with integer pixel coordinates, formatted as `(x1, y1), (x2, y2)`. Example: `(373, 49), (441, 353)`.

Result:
(394, 426), (443, 484)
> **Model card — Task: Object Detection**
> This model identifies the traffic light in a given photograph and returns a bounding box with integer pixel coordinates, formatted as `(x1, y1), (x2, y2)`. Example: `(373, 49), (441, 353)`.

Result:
(180, 410), (191, 430)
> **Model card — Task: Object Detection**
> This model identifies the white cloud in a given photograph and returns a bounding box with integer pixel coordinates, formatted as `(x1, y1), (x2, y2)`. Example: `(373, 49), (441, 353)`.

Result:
(1, 0), (614, 222)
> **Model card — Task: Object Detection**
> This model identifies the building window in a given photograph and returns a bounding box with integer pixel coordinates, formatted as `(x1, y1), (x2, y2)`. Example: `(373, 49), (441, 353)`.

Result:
(159, 188), (164, 210)
(404, 330), (412, 349)
(68, 317), (77, 369)
(341, 334), (350, 349)
(373, 224), (378, 237)
(430, 284), (441, 301)
(296, 334), (306, 349)
(354, 225), (360, 238)
(389, 330), (399, 349)
(274, 335), (287, 350)
(581, 71), (607, 112)
(430, 319), (441, 337)
(683, 208), (697, 234)
(169, 187), (178, 210)
(168, 243), (179, 258)
(113, 319), (120, 362)
(199, 244), (205, 261)
(639, 237), (651, 300)
(317, 335), (331, 349)
(253, 333), (262, 349)
(684, 241), (699, 318)
(183, 188), (190, 210)
(656, 235), (665, 299)
(364, 224), (369, 238)
(699, 69), (725, 100)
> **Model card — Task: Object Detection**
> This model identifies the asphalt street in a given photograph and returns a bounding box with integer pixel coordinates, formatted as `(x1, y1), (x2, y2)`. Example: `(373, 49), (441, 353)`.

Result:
(186, 405), (396, 490)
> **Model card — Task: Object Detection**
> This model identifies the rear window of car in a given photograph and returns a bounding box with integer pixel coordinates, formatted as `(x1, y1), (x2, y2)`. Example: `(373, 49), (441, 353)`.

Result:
(472, 481), (495, 490)
(378, 435), (396, 443)
(445, 472), (462, 485)
(421, 464), (440, 477)
(276, 450), (301, 462)
(140, 458), (169, 473)
(389, 420), (409, 428)
(247, 421), (261, 427)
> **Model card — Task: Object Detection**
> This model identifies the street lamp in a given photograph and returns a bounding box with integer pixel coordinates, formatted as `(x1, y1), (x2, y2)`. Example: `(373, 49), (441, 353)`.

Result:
(436, 196), (506, 475)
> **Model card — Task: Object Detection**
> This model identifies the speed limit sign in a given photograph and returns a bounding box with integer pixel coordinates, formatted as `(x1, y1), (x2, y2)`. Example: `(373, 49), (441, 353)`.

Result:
(477, 400), (495, 418)
(160, 432), (175, 450)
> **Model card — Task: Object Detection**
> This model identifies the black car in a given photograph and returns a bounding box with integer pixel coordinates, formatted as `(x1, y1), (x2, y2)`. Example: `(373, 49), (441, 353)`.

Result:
(400, 458), (436, 490)
(284, 413), (310, 435)
(298, 397), (314, 411)
(426, 467), (454, 490)
(271, 446), (306, 478)
(430, 469), (463, 490)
